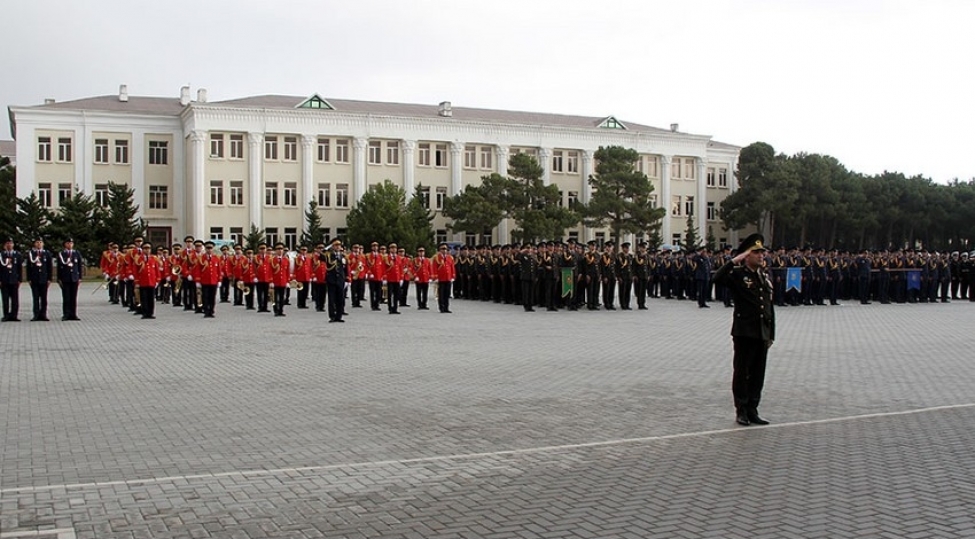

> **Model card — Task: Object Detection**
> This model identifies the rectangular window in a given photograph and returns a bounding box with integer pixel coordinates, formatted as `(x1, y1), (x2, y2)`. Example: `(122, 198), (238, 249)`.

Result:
(317, 182), (331, 207)
(707, 201), (717, 221)
(707, 167), (716, 187)
(672, 157), (682, 179)
(335, 139), (349, 163)
(94, 139), (109, 164)
(264, 136), (278, 161)
(368, 140), (382, 165)
(386, 141), (399, 165)
(210, 180), (224, 205)
(480, 146), (492, 170)
(568, 230), (580, 243)
(672, 234), (682, 247)
(230, 227), (243, 246)
(37, 137), (52, 162)
(435, 186), (447, 211)
(646, 156), (658, 177)
(685, 195), (695, 217)
(57, 137), (72, 162)
(418, 143), (431, 166)
(265, 182), (278, 206)
(464, 145), (476, 169)
(434, 144), (448, 168)
(148, 141), (168, 165)
(684, 158), (696, 180)
(209, 227), (223, 240)
(283, 136), (298, 162)
(566, 151), (579, 173)
(283, 182), (298, 207)
(265, 227), (279, 247)
(210, 134), (224, 158)
(595, 232), (606, 244)
(229, 181), (244, 206)
(94, 184), (109, 207)
(672, 195), (682, 217)
(718, 168), (728, 188)
(115, 140), (129, 164)
(436, 229), (447, 244)
(229, 134), (244, 159)
(466, 233), (477, 247)
(38, 183), (52, 207)
(58, 183), (72, 205)
(317, 138), (330, 162)
(567, 190), (579, 207)
(558, 190), (564, 207)
(419, 186), (431, 209)
(284, 228), (298, 250)
(649, 194), (658, 208)
(336, 183), (349, 208)
(148, 185), (168, 210)
(551, 150), (564, 173)
(322, 227), (332, 242)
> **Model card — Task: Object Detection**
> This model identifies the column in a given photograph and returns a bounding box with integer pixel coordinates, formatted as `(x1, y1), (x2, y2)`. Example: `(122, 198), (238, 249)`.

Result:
(131, 131), (146, 227)
(581, 150), (594, 241)
(301, 135), (314, 208)
(247, 132), (263, 229)
(660, 155), (672, 246)
(353, 137), (367, 202)
(449, 142), (463, 196)
(189, 131), (206, 239)
(539, 147), (552, 186)
(696, 157), (707, 245)
(402, 140), (416, 201)
(495, 145), (510, 244)
(728, 157), (739, 245)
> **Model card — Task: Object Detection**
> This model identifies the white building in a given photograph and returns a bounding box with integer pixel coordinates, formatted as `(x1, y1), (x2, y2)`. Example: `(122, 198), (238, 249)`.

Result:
(8, 85), (741, 249)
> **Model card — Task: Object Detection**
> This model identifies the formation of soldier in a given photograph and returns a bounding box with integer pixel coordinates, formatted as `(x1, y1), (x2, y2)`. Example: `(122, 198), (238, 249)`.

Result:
(1, 236), (84, 322)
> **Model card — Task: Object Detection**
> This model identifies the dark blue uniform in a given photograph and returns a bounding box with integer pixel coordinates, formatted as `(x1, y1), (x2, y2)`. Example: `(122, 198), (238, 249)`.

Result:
(26, 245), (53, 321)
(57, 245), (84, 320)
(1, 245), (23, 321)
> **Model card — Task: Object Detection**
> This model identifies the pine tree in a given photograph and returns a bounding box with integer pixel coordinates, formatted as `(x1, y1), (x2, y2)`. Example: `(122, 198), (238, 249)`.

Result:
(683, 214), (698, 250)
(99, 182), (146, 245)
(245, 223), (266, 251)
(15, 193), (51, 249)
(300, 200), (326, 247)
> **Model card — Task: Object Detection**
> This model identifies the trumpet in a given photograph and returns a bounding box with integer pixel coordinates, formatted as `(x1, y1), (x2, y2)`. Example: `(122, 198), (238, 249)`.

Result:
(171, 266), (182, 276)
(289, 278), (303, 291)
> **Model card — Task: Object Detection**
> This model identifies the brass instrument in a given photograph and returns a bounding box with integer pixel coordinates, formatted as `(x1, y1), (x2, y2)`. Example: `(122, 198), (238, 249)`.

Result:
(289, 278), (303, 291)
(197, 286), (203, 307)
(382, 282), (388, 302)
(236, 280), (251, 295)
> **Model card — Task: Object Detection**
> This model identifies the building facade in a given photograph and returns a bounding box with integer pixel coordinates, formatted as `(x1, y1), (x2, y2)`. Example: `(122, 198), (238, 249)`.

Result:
(8, 85), (741, 249)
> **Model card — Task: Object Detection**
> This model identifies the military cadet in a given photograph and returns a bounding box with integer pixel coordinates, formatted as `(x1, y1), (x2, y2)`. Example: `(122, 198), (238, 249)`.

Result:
(535, 242), (556, 311)
(323, 239), (347, 322)
(559, 241), (580, 311)
(580, 241), (600, 310)
(254, 243), (273, 312)
(231, 244), (245, 306)
(1, 238), (23, 322)
(25, 237), (53, 321)
(366, 242), (385, 311)
(269, 243), (291, 316)
(518, 243), (538, 312)
(293, 245), (312, 309)
(168, 244), (184, 307)
(599, 241), (617, 310)
(959, 252), (971, 300)
(412, 247), (433, 310)
(218, 245), (232, 303)
(241, 248), (257, 310)
(617, 242), (634, 310)
(135, 242), (163, 319)
(181, 237), (198, 311)
(475, 245), (490, 301)
(398, 247), (412, 307)
(158, 246), (172, 304)
(433, 242), (456, 313)
(348, 244), (367, 308)
(826, 249), (842, 305)
(383, 243), (406, 314)
(967, 252), (975, 301)
(99, 242), (122, 304)
(56, 238), (84, 321)
(854, 249), (872, 304)
(694, 246), (712, 309)
(949, 252), (962, 299)
(939, 252), (951, 303)
(198, 241), (223, 318)
(712, 233), (775, 427)
(633, 242), (649, 310)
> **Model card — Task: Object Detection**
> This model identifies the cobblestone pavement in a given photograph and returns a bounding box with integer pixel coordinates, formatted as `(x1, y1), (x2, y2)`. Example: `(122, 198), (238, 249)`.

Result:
(2, 286), (975, 538)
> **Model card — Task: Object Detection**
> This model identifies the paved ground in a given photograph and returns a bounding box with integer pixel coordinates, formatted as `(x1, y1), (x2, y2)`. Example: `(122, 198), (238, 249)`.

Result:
(2, 286), (975, 538)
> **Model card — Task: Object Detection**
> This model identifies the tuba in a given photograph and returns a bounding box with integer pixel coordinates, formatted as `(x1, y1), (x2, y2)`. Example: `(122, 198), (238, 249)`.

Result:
(236, 280), (251, 295)
(289, 278), (303, 291)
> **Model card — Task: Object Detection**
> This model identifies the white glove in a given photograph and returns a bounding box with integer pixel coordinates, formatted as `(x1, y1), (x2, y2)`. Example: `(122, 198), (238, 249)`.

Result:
(127, 274), (134, 280)
(187, 275), (194, 282)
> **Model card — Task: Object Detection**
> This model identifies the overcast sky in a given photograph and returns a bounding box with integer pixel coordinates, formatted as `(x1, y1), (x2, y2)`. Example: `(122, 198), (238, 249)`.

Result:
(4, 0), (972, 183)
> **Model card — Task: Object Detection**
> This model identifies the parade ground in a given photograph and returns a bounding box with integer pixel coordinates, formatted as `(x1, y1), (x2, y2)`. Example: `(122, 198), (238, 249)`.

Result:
(2, 286), (975, 539)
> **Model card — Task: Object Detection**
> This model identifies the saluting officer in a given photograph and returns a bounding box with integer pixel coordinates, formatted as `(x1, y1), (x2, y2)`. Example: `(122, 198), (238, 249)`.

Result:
(26, 237), (53, 321)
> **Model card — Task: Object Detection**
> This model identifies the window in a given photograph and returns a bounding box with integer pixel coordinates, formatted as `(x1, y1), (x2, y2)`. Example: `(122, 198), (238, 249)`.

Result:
(567, 191), (579, 207)
(672, 157), (682, 179)
(558, 190), (564, 207)
(386, 141), (399, 165)
(646, 156), (658, 177)
(210, 134), (224, 158)
(229, 134), (244, 159)
(284, 228), (298, 250)
(707, 167), (716, 187)
(464, 145), (476, 169)
(707, 201), (717, 221)
(209, 227), (223, 240)
(434, 144), (448, 168)
(685, 195), (695, 217)
(435, 186), (447, 211)
(566, 151), (579, 173)
(230, 227), (243, 246)
(418, 143), (431, 166)
(115, 140), (129, 164)
(37, 137), (52, 162)
(95, 184), (109, 207)
(229, 181), (244, 206)
(210, 180), (224, 205)
(649, 194), (658, 208)
(317, 183), (331, 207)
(148, 185), (168, 209)
(672, 195), (682, 217)
(568, 230), (580, 243)
(283, 137), (298, 161)
(336, 183), (349, 208)
(335, 139), (349, 163)
(672, 234), (682, 246)
(551, 150), (564, 173)
(436, 229), (447, 244)
(335, 227), (347, 241)
(265, 227), (279, 247)
(38, 183), (52, 207)
(718, 168), (728, 188)
(595, 232), (606, 244)
(685, 158), (696, 180)
(148, 141), (168, 165)
(466, 233), (477, 247)
(283, 182), (298, 207)
(419, 186), (431, 209)
(57, 137), (72, 162)
(322, 227), (332, 242)
(265, 182), (278, 206)
(58, 183), (72, 205)
(94, 139), (109, 164)
(480, 146), (492, 170)
(368, 140), (382, 165)
(317, 138), (330, 162)
(264, 136), (278, 160)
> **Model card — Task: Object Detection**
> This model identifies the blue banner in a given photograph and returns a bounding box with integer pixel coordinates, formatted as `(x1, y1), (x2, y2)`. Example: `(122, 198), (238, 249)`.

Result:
(907, 270), (921, 291)
(786, 267), (802, 292)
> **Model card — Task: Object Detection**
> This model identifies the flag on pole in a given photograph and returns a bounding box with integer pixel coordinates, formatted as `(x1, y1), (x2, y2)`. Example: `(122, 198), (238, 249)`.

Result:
(561, 268), (575, 298)
(786, 267), (802, 292)
(907, 270), (921, 291)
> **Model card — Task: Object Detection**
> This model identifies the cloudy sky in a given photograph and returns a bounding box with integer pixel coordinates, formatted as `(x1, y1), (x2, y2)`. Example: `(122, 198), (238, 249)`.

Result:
(4, 0), (972, 183)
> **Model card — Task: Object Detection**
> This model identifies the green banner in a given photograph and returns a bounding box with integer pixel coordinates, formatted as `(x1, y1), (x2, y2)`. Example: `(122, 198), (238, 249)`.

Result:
(561, 268), (575, 298)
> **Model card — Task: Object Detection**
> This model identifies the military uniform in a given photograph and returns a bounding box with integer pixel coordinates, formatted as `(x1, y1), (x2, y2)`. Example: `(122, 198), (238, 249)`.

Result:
(25, 239), (53, 321)
(56, 239), (84, 321)
(1, 239), (23, 321)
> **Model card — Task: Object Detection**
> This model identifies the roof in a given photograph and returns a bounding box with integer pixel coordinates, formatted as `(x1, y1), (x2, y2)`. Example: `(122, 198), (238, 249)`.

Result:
(0, 140), (14, 159)
(20, 95), (186, 116)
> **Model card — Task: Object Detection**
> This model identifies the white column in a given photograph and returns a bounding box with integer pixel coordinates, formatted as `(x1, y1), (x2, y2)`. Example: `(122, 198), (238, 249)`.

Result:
(131, 131), (146, 225)
(449, 142), (463, 196)
(80, 126), (92, 195)
(495, 145), (510, 244)
(696, 157), (707, 245)
(247, 133), (263, 229)
(728, 157), (739, 245)
(539, 147), (552, 186)
(581, 150), (594, 241)
(301, 135), (314, 208)
(660, 154), (672, 246)
(189, 131), (206, 239)
(402, 140), (416, 200)
(353, 137), (367, 202)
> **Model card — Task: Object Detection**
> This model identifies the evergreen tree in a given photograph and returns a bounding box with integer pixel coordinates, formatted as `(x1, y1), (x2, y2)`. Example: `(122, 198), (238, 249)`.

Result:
(576, 146), (665, 242)
(0, 156), (16, 242)
(245, 223), (266, 251)
(99, 182), (146, 245)
(15, 193), (51, 249)
(300, 199), (326, 247)
(683, 214), (698, 250)
(48, 189), (100, 263)
(346, 180), (411, 247)
(706, 225), (717, 251)
(401, 184), (436, 253)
